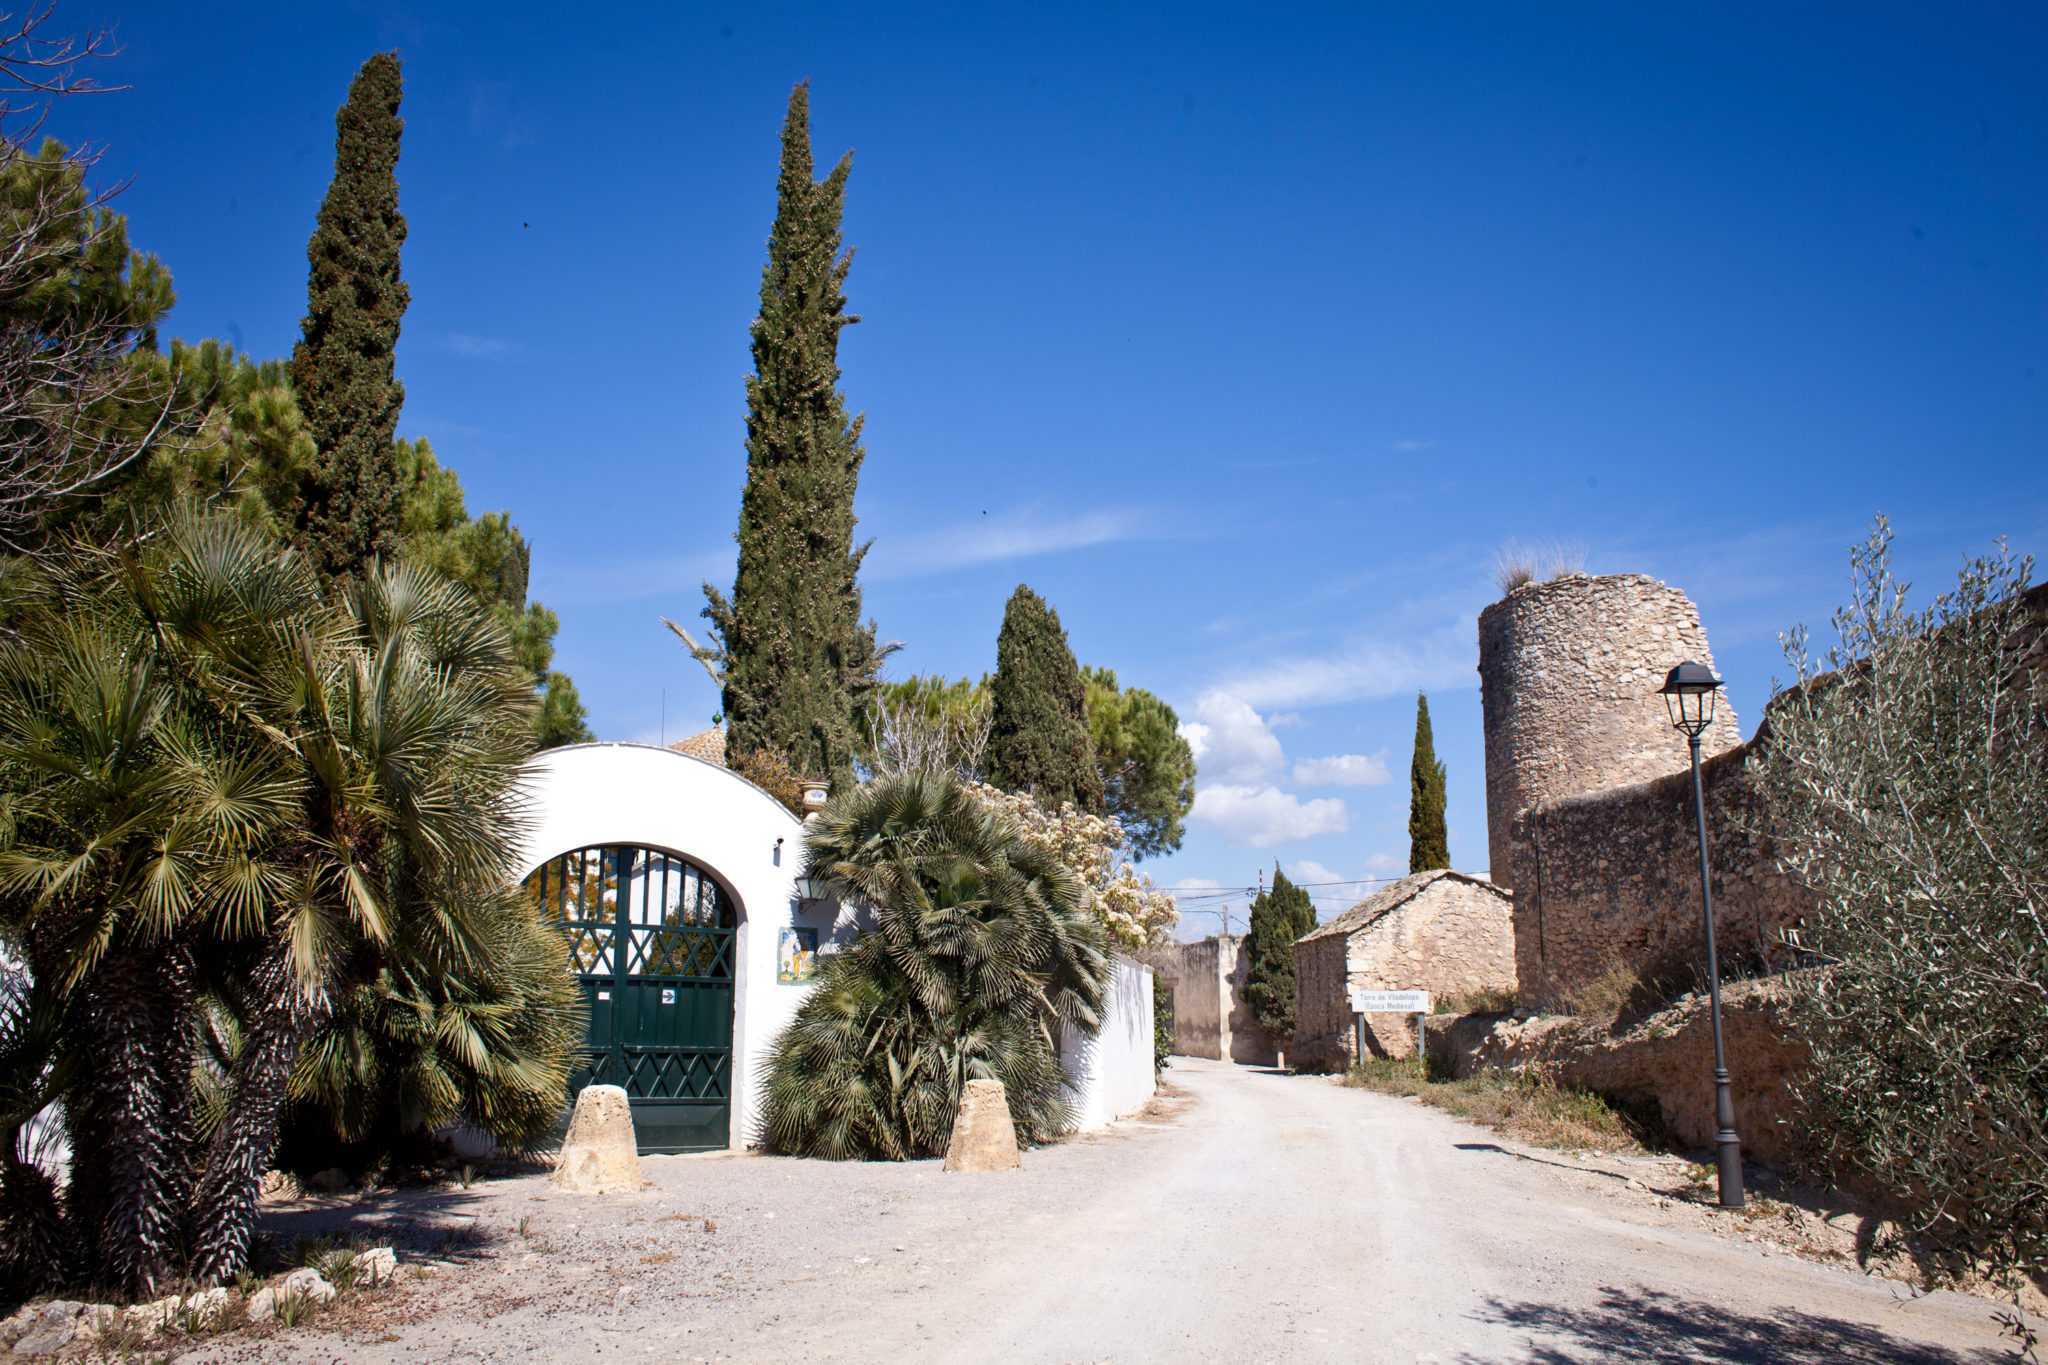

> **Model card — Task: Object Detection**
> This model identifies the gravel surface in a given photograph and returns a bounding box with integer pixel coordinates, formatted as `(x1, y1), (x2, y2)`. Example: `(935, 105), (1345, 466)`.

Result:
(178, 1057), (2022, 1363)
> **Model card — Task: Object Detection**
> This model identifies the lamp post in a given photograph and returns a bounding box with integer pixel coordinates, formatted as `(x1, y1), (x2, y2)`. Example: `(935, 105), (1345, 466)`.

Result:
(1660, 660), (1745, 1209)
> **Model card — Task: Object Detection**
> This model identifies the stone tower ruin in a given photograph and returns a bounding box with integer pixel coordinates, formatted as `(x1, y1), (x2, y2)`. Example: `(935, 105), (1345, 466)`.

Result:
(1477, 573), (1741, 899)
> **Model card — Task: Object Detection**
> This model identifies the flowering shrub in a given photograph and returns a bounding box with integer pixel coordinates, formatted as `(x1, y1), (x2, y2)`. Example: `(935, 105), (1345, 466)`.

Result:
(964, 782), (1179, 950)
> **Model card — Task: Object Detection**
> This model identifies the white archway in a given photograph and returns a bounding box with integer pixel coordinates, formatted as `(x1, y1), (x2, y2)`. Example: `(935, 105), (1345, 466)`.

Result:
(513, 743), (856, 1151)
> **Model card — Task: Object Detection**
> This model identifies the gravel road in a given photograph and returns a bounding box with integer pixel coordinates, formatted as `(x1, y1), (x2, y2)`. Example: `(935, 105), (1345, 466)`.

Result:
(194, 1056), (2019, 1363)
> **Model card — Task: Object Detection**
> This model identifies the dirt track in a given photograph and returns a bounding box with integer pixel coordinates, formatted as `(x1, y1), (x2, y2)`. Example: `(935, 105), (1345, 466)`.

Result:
(186, 1056), (2022, 1363)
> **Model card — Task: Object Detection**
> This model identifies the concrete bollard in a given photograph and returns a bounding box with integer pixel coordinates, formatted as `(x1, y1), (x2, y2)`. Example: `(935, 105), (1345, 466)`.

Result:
(943, 1078), (1021, 1172)
(551, 1085), (643, 1194)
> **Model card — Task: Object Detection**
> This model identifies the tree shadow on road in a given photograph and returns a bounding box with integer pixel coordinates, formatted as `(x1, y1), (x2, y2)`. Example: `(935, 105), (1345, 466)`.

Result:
(1453, 1140), (1638, 1184)
(1461, 1284), (2011, 1363)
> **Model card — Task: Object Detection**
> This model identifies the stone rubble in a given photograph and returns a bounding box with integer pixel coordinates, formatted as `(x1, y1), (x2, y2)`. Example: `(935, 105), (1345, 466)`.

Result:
(1, 1246), (401, 1350)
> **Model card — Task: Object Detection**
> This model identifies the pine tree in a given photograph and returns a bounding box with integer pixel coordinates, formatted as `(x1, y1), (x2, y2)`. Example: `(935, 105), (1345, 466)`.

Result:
(1083, 666), (1196, 858)
(986, 585), (1104, 811)
(702, 83), (881, 785)
(1244, 867), (1315, 1044)
(290, 52), (409, 580)
(1409, 691), (1450, 872)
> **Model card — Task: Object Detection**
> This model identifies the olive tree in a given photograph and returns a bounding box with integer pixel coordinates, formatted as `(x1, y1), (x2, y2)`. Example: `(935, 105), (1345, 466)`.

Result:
(1751, 517), (2045, 1340)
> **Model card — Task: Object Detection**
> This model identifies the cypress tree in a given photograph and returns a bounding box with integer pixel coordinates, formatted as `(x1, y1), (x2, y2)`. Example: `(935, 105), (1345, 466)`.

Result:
(703, 83), (881, 785)
(986, 585), (1103, 811)
(1409, 691), (1450, 872)
(1244, 866), (1315, 1044)
(291, 52), (409, 580)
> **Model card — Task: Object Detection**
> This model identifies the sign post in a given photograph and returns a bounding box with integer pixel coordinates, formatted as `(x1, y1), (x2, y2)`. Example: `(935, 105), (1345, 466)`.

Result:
(1349, 989), (1432, 1066)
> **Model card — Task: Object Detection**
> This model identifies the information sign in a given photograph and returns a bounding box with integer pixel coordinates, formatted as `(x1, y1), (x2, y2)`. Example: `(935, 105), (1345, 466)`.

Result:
(1350, 989), (1430, 1014)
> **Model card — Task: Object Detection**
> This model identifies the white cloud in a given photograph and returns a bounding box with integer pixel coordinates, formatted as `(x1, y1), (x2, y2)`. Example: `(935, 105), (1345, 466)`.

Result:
(1284, 859), (1347, 886)
(1189, 784), (1348, 848)
(1364, 851), (1402, 872)
(1178, 691), (1284, 784)
(867, 506), (1149, 579)
(1391, 438), (1437, 453)
(1292, 751), (1393, 787)
(444, 331), (513, 358)
(1214, 620), (1475, 709)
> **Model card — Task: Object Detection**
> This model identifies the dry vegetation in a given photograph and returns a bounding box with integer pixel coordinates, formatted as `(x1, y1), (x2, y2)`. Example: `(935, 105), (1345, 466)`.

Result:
(1343, 1058), (1654, 1153)
(1491, 540), (1589, 595)
(1433, 986), (1519, 1016)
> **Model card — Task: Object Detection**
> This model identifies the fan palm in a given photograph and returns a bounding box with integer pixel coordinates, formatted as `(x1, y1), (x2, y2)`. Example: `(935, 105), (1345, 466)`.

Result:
(0, 504), (578, 1294)
(760, 772), (1110, 1159)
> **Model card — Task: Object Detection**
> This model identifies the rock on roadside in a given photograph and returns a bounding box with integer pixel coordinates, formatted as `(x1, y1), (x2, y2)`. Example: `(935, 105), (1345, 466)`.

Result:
(280, 1267), (338, 1304)
(355, 1246), (399, 1285)
(5, 1301), (88, 1357)
(551, 1084), (643, 1194)
(943, 1078), (1022, 1173)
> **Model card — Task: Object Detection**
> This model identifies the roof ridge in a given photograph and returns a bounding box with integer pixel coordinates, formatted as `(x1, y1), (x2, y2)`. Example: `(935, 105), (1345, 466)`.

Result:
(1299, 869), (1507, 943)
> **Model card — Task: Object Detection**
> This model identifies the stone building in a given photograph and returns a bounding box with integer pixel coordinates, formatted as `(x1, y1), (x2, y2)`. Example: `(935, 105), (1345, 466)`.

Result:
(1291, 871), (1516, 1071)
(1151, 935), (1276, 1064)
(1477, 573), (1740, 899)
(1477, 573), (1808, 1009)
(1478, 571), (2048, 1013)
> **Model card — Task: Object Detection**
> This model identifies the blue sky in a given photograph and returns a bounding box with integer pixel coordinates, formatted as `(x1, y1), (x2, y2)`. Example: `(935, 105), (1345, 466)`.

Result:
(53, 2), (2047, 934)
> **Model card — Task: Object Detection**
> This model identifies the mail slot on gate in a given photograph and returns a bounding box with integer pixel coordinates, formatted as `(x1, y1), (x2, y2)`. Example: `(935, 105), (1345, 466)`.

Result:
(1350, 989), (1430, 1013)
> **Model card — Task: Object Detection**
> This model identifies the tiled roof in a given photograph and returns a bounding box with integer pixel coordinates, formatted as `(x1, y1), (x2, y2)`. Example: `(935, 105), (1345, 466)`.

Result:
(1298, 869), (1508, 944)
(668, 727), (727, 767)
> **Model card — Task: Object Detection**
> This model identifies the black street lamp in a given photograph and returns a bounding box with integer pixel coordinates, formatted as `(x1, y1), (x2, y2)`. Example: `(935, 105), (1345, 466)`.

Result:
(1660, 660), (1745, 1209)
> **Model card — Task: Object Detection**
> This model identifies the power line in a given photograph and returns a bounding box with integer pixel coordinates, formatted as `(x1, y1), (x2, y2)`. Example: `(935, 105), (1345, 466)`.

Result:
(1166, 870), (1490, 900)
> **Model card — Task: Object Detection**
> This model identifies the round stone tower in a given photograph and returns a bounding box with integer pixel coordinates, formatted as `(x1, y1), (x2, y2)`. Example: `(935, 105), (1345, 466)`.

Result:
(1477, 573), (1741, 893)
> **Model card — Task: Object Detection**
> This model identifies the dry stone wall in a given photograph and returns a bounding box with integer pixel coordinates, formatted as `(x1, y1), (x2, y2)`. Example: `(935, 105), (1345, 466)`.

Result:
(1478, 574), (1740, 897)
(1507, 733), (1813, 1008)
(1293, 873), (1517, 1071)
(1425, 979), (1811, 1167)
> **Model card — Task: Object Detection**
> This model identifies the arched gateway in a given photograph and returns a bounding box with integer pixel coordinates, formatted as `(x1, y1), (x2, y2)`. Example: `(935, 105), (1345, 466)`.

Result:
(512, 743), (861, 1153)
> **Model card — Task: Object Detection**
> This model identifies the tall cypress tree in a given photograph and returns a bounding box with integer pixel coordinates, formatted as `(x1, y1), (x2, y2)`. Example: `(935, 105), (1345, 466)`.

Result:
(1244, 866), (1315, 1044)
(291, 52), (409, 580)
(703, 83), (881, 785)
(986, 584), (1103, 811)
(1409, 691), (1450, 872)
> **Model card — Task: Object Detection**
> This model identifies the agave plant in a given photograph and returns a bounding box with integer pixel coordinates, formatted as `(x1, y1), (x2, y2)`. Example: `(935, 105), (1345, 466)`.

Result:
(0, 504), (579, 1295)
(759, 772), (1110, 1159)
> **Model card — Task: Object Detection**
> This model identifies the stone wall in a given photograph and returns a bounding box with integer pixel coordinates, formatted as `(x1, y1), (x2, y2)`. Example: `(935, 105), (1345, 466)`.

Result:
(1156, 935), (1274, 1064)
(1424, 979), (1811, 1167)
(1478, 574), (1740, 896)
(1507, 735), (1813, 1009)
(1293, 873), (1517, 1071)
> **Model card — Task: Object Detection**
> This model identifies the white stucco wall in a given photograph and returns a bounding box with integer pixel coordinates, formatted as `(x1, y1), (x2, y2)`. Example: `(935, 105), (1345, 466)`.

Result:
(512, 743), (862, 1151)
(1060, 956), (1156, 1131)
(0, 954), (66, 1175)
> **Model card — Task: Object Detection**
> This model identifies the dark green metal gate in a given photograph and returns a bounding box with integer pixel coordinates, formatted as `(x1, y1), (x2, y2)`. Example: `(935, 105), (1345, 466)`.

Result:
(526, 845), (735, 1152)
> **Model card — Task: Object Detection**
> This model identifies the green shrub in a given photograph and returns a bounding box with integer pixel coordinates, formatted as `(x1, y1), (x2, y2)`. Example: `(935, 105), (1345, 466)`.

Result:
(759, 773), (1110, 1158)
(1751, 519), (2047, 1323)
(1152, 974), (1174, 1075)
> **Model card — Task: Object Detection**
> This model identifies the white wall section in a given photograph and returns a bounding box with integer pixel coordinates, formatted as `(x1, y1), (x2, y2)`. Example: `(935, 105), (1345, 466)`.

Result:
(1061, 956), (1157, 1131)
